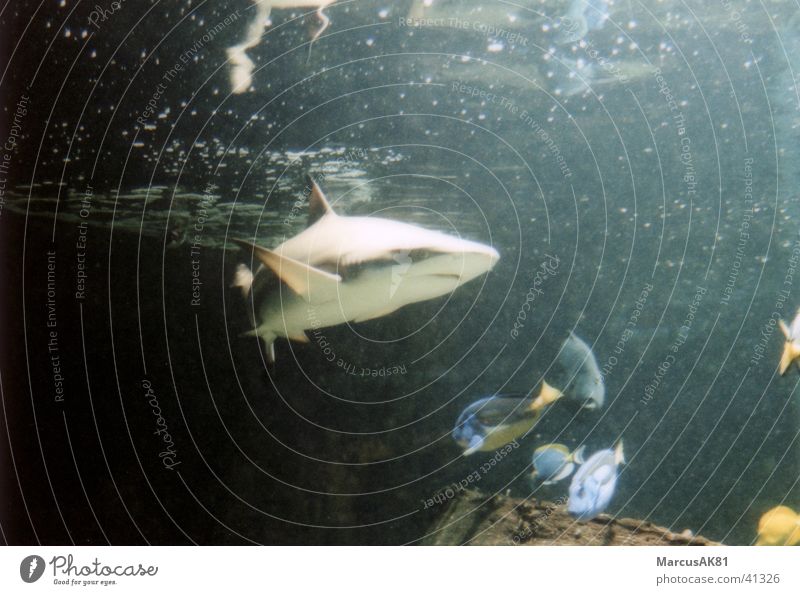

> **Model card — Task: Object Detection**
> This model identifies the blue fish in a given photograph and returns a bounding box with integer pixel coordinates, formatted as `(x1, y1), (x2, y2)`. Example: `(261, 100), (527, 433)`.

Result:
(452, 383), (563, 456)
(554, 332), (605, 410)
(531, 443), (586, 485)
(567, 441), (625, 520)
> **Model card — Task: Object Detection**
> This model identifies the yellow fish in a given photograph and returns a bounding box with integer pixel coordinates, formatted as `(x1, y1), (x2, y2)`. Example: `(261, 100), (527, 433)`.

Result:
(778, 310), (800, 374)
(756, 505), (800, 546)
(452, 382), (563, 455)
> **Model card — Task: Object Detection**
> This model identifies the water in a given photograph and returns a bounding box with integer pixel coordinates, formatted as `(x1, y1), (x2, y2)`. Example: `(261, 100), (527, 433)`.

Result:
(1, 0), (799, 545)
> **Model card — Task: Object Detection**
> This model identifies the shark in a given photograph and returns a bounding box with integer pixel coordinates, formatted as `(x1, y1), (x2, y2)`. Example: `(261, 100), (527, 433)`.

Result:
(227, 0), (337, 94)
(234, 177), (500, 362)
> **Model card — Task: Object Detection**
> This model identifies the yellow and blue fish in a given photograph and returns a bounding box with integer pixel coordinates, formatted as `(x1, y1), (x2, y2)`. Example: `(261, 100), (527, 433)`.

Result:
(531, 443), (586, 485)
(452, 382), (563, 456)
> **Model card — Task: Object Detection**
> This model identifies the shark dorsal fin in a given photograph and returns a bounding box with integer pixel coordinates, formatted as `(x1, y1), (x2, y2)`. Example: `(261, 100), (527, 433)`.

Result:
(307, 175), (336, 227)
(235, 239), (341, 301)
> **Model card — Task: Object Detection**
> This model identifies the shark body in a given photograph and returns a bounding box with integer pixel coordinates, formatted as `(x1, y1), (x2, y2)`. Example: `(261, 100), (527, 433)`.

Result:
(236, 177), (499, 362)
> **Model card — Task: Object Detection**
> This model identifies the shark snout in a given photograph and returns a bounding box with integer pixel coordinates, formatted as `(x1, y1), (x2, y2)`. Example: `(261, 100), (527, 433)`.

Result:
(484, 246), (501, 270)
(446, 245), (500, 282)
(466, 242), (500, 271)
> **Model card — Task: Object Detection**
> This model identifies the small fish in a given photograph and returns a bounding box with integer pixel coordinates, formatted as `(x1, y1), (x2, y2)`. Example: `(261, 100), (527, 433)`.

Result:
(531, 443), (586, 485)
(567, 441), (624, 521)
(554, 332), (605, 410)
(452, 382), (563, 456)
(756, 505), (800, 546)
(778, 309), (800, 374)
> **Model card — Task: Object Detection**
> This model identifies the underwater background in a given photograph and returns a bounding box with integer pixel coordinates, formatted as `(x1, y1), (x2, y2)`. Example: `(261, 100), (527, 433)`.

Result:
(1, 0), (800, 545)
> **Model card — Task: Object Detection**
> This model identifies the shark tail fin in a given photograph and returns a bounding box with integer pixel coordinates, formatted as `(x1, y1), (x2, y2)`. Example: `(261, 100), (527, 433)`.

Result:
(232, 263), (254, 298)
(614, 440), (626, 466)
(779, 341), (800, 375)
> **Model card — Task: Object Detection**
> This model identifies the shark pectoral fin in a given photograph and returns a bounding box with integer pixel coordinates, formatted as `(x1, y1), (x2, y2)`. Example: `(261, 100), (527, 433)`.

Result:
(307, 175), (337, 226)
(288, 332), (310, 343)
(779, 319), (792, 340)
(235, 240), (341, 300)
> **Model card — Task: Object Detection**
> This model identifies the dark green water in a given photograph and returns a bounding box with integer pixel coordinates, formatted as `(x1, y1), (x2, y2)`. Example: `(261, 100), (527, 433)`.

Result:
(1, 0), (799, 545)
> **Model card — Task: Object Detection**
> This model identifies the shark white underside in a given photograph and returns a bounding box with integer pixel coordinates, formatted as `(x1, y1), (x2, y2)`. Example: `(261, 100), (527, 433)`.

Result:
(236, 177), (500, 362)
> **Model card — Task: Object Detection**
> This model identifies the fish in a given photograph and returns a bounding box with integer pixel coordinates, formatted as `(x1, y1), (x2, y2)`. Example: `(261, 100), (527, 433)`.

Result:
(778, 309), (800, 374)
(452, 382), (563, 455)
(227, 0), (336, 93)
(531, 443), (586, 485)
(555, 0), (610, 44)
(756, 505), (800, 546)
(235, 176), (500, 363)
(553, 332), (605, 409)
(567, 441), (624, 521)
